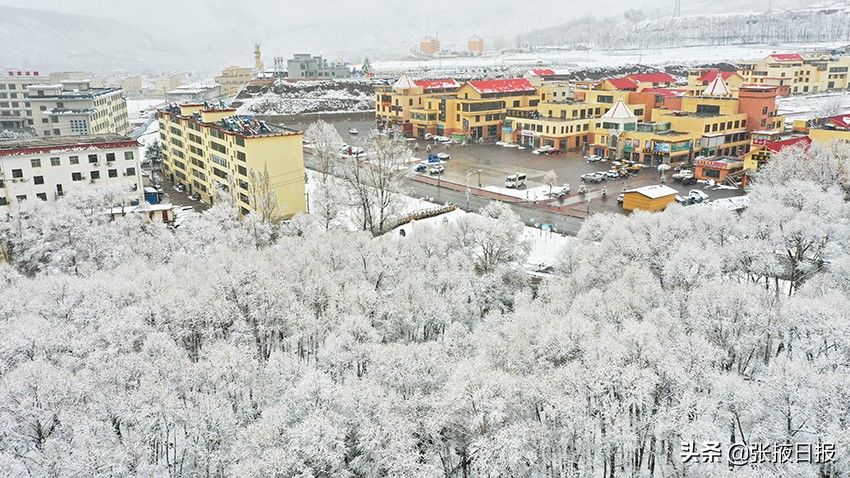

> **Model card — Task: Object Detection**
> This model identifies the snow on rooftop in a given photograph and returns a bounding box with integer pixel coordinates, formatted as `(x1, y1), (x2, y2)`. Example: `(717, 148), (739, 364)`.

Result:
(625, 184), (678, 199)
(703, 75), (731, 96)
(601, 101), (636, 120)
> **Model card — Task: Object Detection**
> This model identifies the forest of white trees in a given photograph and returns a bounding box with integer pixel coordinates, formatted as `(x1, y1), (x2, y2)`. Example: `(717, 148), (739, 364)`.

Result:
(0, 141), (849, 477)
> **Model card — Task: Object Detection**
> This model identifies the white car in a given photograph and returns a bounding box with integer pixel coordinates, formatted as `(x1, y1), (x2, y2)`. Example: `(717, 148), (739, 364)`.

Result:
(533, 145), (554, 155)
(433, 136), (452, 143)
(423, 133), (433, 140)
(585, 155), (603, 163)
(436, 152), (450, 160)
(348, 128), (359, 135)
(429, 164), (445, 175)
(689, 190), (709, 203)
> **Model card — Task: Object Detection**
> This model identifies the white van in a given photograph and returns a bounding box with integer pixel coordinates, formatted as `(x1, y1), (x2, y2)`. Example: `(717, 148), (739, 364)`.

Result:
(504, 173), (527, 189)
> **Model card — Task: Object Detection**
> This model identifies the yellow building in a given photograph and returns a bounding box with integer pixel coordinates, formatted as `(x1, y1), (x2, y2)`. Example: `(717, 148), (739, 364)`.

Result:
(686, 69), (744, 95)
(157, 103), (306, 219)
(807, 114), (850, 145)
(502, 100), (603, 150)
(622, 184), (678, 212)
(742, 132), (811, 173)
(737, 52), (850, 95)
(215, 66), (254, 97)
(375, 74), (460, 134)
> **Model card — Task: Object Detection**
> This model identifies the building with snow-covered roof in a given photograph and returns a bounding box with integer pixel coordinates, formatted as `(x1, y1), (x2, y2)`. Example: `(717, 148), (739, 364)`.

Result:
(286, 54), (350, 80)
(737, 51), (850, 96)
(27, 80), (130, 137)
(743, 131), (811, 174)
(621, 184), (678, 212)
(156, 103), (305, 219)
(0, 133), (142, 215)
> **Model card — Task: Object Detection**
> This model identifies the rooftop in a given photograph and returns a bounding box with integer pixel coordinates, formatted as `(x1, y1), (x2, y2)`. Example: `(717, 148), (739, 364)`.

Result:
(0, 134), (139, 157)
(413, 79), (460, 90)
(626, 72), (678, 84)
(466, 78), (535, 94)
(625, 184), (678, 199)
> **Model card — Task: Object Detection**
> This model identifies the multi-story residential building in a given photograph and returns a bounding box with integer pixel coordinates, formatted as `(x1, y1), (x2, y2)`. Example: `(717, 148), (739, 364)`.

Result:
(156, 103), (306, 219)
(119, 76), (143, 95)
(420, 37), (440, 56)
(0, 70), (47, 129)
(468, 36), (484, 55)
(154, 73), (186, 94)
(26, 80), (130, 137)
(0, 134), (142, 214)
(737, 52), (850, 95)
(286, 54), (350, 80)
(215, 66), (254, 97)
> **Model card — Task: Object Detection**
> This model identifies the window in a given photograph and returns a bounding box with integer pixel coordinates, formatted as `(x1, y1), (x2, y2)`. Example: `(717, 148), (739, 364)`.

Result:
(106, 153), (116, 162)
(11, 168), (23, 178)
(30, 158), (41, 168)
(235, 137), (245, 147)
(50, 157), (60, 166)
(72, 172), (83, 181)
(90, 171), (100, 180)
(762, 106), (768, 114)
(236, 151), (246, 161)
(33, 175), (44, 185)
(0, 197), (6, 206)
(36, 193), (47, 201)
(108, 169), (118, 178)
(88, 154), (98, 164)
(124, 151), (134, 160)
(70, 155), (79, 165)
(16, 195), (27, 202)
(126, 167), (136, 176)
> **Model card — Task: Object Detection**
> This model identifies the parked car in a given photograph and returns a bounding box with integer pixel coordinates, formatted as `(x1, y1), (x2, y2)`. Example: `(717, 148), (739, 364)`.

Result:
(689, 189), (709, 203)
(433, 135), (452, 143)
(581, 173), (601, 183)
(592, 172), (608, 181)
(672, 169), (694, 181)
(436, 152), (450, 160)
(624, 164), (641, 174)
(605, 170), (620, 179)
(617, 193), (624, 203)
(348, 128), (359, 135)
(415, 164), (427, 173)
(427, 153), (441, 163)
(429, 164), (445, 175)
(423, 133), (433, 140)
(560, 183), (570, 195)
(585, 155), (603, 163)
(533, 145), (555, 155)
(681, 176), (697, 185)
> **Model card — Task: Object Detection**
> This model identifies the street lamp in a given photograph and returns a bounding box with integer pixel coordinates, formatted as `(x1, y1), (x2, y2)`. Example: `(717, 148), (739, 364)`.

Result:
(465, 169), (480, 210)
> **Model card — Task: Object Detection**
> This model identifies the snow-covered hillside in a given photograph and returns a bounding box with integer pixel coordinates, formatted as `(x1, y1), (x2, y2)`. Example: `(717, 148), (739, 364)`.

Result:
(234, 80), (374, 116)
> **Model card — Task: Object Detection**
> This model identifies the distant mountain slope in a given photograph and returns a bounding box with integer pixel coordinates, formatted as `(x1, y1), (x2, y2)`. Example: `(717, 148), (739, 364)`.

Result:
(511, 1), (850, 50)
(0, 6), (182, 72)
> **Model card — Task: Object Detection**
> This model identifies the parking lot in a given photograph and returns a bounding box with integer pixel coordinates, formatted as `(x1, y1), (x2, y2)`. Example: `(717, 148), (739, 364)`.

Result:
(292, 118), (747, 215)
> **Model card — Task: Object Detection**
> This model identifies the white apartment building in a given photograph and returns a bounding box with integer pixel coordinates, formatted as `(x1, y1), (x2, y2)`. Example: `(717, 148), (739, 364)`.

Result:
(0, 134), (142, 215)
(0, 70), (48, 129)
(27, 80), (130, 137)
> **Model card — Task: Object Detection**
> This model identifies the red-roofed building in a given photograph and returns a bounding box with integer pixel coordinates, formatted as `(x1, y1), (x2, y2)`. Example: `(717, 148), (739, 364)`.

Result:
(767, 53), (804, 62)
(625, 72), (678, 88)
(688, 68), (745, 95)
(464, 78), (536, 95)
(413, 79), (460, 92)
(600, 77), (639, 91)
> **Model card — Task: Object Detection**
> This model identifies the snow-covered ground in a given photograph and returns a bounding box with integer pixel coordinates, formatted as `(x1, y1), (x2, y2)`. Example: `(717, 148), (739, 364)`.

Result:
(777, 91), (850, 121)
(483, 185), (552, 201)
(126, 99), (165, 121)
(373, 42), (845, 76)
